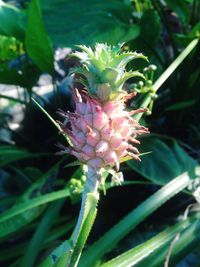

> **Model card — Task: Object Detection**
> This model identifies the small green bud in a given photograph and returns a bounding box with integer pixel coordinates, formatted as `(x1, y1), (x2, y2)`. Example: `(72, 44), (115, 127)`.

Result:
(147, 80), (152, 86)
(146, 110), (152, 115)
(138, 81), (144, 88)
(149, 64), (157, 71)
(151, 93), (158, 100)
(133, 83), (137, 87)
(70, 178), (78, 185)
(80, 175), (86, 182)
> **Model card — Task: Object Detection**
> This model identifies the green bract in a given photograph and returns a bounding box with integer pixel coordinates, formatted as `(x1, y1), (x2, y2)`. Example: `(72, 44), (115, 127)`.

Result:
(71, 43), (148, 101)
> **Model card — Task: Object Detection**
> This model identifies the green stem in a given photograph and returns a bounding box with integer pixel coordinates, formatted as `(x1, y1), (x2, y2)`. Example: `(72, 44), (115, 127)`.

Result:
(67, 167), (100, 267)
(72, 167), (99, 246)
(153, 38), (199, 92)
(134, 38), (199, 122)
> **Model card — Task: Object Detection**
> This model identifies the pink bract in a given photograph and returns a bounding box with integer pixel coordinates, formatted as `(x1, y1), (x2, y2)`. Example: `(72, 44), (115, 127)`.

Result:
(58, 89), (149, 170)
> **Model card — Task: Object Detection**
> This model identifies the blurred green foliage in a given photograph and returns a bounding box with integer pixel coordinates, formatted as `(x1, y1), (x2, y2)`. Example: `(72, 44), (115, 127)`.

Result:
(0, 0), (200, 266)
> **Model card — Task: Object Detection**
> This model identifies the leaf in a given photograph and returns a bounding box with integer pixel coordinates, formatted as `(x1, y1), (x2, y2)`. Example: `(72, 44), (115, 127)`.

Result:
(153, 38), (199, 91)
(18, 168), (83, 267)
(0, 35), (22, 61)
(0, 209), (45, 239)
(0, 189), (70, 225)
(133, 38), (199, 122)
(1, 0), (140, 48)
(101, 213), (200, 267)
(136, 217), (200, 267)
(0, 220), (75, 262)
(64, 160), (81, 168)
(0, 189), (70, 238)
(0, 93), (27, 104)
(0, 160), (65, 237)
(127, 135), (197, 184)
(166, 99), (196, 111)
(0, 145), (42, 167)
(79, 171), (194, 267)
(165, 0), (190, 24)
(39, 240), (72, 267)
(130, 9), (161, 57)
(32, 97), (61, 131)
(40, 0), (140, 47)
(175, 21), (200, 47)
(0, 67), (25, 86)
(20, 200), (64, 267)
(25, 0), (54, 74)
(32, 97), (70, 143)
(0, 0), (25, 40)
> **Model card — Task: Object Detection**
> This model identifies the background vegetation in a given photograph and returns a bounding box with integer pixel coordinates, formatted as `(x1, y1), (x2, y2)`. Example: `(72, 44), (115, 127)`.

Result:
(0, 0), (200, 266)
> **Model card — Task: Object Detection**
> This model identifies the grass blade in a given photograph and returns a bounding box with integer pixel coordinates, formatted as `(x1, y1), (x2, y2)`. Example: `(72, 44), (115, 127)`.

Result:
(0, 189), (70, 224)
(101, 213), (200, 267)
(19, 200), (64, 267)
(79, 171), (195, 267)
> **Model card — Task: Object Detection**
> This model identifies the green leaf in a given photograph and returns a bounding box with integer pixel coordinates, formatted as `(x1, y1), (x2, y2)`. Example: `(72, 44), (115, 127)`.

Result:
(32, 97), (70, 143)
(0, 0), (25, 40)
(39, 240), (72, 267)
(25, 0), (54, 74)
(101, 213), (200, 267)
(0, 189), (70, 225)
(0, 35), (22, 61)
(40, 0), (140, 47)
(136, 216), (200, 267)
(0, 204), (45, 238)
(165, 0), (190, 24)
(130, 9), (161, 58)
(0, 221), (75, 262)
(79, 171), (194, 267)
(0, 159), (66, 238)
(32, 98), (61, 132)
(0, 93), (27, 104)
(175, 21), (200, 46)
(0, 189), (70, 238)
(20, 200), (64, 267)
(134, 38), (199, 122)
(0, 145), (43, 167)
(64, 160), (81, 168)
(166, 99), (196, 111)
(31, 167), (84, 267)
(0, 67), (25, 86)
(127, 135), (197, 184)
(153, 38), (199, 91)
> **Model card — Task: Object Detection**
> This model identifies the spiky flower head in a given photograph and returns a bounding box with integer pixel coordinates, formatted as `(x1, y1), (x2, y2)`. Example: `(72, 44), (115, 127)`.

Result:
(58, 44), (149, 180)
(71, 43), (148, 102)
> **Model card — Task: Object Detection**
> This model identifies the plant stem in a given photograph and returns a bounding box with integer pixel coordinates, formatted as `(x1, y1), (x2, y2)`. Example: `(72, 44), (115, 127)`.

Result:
(134, 38), (199, 122)
(67, 167), (100, 267)
(72, 167), (100, 246)
(153, 38), (199, 92)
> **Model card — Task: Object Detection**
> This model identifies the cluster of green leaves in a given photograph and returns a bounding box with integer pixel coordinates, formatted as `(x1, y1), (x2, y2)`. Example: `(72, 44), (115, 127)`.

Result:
(0, 0), (200, 266)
